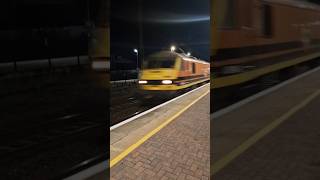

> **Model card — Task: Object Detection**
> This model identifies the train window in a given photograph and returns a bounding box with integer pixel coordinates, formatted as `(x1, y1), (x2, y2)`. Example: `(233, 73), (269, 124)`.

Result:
(144, 56), (176, 69)
(261, 4), (273, 37)
(192, 63), (196, 74)
(218, 0), (236, 29)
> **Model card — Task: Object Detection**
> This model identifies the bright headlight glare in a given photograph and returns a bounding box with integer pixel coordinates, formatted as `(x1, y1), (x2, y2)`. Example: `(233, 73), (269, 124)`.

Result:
(138, 80), (148, 84)
(162, 80), (172, 85)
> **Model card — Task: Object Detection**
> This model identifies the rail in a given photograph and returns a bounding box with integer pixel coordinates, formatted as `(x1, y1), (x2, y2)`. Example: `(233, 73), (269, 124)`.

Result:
(57, 154), (108, 180)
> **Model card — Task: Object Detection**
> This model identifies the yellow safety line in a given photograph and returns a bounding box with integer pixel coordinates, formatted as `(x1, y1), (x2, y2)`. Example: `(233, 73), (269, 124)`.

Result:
(211, 88), (320, 175)
(110, 89), (210, 168)
(212, 52), (320, 89)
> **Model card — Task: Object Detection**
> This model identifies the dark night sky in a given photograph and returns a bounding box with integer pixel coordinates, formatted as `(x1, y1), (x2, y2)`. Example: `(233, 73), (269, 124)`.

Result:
(111, 0), (210, 69)
(0, 0), (88, 29)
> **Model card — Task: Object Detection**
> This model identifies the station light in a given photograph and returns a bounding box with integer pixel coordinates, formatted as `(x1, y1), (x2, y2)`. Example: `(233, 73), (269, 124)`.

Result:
(133, 48), (138, 54)
(170, 46), (176, 52)
(162, 80), (173, 85)
(138, 80), (148, 84)
(186, 52), (191, 56)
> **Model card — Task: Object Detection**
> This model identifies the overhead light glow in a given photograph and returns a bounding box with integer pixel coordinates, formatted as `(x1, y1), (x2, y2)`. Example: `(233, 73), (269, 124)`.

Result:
(170, 46), (176, 52)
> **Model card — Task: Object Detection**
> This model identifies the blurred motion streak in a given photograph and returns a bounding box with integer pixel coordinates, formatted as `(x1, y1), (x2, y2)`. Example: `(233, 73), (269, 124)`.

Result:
(211, 0), (320, 111)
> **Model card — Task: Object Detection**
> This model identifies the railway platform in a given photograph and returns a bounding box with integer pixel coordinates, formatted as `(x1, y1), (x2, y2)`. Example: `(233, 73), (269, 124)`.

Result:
(109, 84), (210, 180)
(212, 66), (320, 179)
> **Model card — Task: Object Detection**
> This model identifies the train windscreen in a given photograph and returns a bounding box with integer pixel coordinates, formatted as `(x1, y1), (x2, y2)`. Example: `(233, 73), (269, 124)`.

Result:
(144, 56), (176, 69)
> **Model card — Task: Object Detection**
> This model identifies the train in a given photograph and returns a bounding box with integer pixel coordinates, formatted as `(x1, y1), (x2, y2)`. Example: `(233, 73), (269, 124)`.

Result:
(137, 51), (210, 99)
(211, 0), (320, 109)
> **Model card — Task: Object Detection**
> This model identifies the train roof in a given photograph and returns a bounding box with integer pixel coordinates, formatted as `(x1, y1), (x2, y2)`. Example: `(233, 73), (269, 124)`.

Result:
(147, 51), (209, 65)
(263, 0), (320, 11)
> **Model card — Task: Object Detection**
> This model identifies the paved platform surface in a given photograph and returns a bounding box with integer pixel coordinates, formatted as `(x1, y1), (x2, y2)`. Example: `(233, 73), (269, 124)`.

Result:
(110, 94), (210, 180)
(110, 84), (209, 161)
(215, 95), (320, 180)
(212, 67), (320, 179)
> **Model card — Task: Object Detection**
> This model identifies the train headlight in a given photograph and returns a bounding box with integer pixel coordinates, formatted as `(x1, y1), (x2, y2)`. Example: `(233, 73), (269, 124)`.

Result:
(162, 80), (172, 85)
(138, 80), (148, 84)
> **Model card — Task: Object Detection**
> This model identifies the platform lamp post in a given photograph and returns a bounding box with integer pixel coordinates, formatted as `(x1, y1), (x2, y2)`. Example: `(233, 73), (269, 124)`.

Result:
(133, 48), (139, 76)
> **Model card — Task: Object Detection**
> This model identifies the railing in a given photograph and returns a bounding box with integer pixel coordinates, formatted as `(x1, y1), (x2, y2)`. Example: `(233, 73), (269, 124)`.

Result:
(110, 70), (138, 81)
(110, 70), (139, 88)
(0, 55), (89, 73)
(0, 57), (139, 89)
(111, 79), (138, 88)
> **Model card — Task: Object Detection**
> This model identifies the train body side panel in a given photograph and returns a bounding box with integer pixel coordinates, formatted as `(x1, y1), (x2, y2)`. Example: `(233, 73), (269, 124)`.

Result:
(211, 0), (320, 89)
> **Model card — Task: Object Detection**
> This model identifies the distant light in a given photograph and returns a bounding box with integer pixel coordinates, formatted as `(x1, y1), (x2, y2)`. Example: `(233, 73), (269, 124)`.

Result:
(133, 48), (138, 54)
(143, 15), (210, 24)
(138, 80), (148, 84)
(162, 80), (173, 85)
(170, 46), (176, 52)
(186, 52), (191, 56)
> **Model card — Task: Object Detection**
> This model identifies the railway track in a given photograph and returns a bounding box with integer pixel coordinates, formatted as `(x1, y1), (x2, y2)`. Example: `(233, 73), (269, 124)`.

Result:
(110, 89), (170, 126)
(110, 81), (209, 126)
(0, 69), (108, 179)
(0, 119), (106, 180)
(0, 114), (103, 158)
